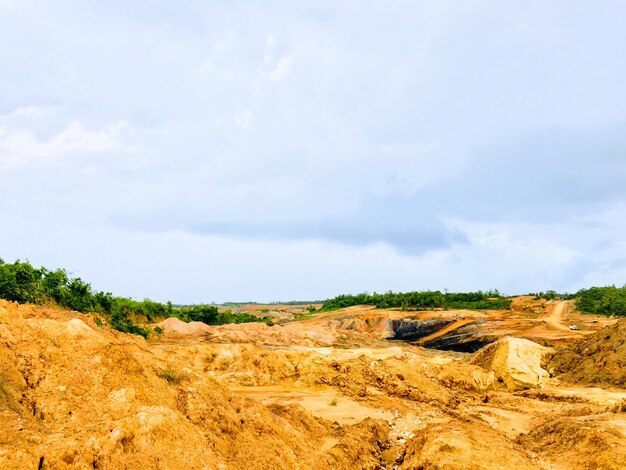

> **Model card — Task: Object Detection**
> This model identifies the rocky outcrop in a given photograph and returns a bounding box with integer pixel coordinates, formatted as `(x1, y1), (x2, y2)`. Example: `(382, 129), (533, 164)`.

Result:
(384, 318), (452, 341)
(420, 322), (496, 352)
(470, 336), (554, 391)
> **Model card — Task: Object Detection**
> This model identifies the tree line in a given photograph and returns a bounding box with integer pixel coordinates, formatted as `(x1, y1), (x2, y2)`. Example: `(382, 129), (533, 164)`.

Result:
(575, 286), (626, 317)
(0, 259), (270, 338)
(320, 290), (512, 311)
(2, 258), (623, 340)
(321, 287), (626, 317)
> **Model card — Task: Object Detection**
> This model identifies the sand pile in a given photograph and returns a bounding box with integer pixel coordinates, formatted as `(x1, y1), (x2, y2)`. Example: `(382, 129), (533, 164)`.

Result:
(470, 337), (553, 391)
(156, 316), (212, 335)
(547, 319), (626, 386)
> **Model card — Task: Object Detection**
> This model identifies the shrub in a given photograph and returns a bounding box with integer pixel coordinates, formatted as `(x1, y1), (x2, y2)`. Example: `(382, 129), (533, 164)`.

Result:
(158, 367), (188, 384)
(109, 310), (150, 338)
(183, 305), (219, 324)
(0, 260), (45, 303)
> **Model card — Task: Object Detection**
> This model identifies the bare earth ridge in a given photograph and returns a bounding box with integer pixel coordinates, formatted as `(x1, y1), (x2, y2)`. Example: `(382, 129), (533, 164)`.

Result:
(0, 299), (625, 469)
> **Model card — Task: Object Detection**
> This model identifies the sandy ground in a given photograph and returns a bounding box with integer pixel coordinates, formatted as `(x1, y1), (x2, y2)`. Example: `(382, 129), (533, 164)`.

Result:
(1, 298), (625, 469)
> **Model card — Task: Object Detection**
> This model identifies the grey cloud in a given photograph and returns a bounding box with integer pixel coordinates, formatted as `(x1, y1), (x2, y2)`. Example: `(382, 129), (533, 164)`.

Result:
(194, 221), (468, 255)
(109, 206), (469, 255)
(424, 127), (626, 223)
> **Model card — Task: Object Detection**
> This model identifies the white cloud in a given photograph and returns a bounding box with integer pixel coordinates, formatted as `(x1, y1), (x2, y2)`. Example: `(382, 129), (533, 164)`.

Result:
(7, 105), (48, 118)
(235, 109), (253, 130)
(0, 0), (20, 9)
(0, 120), (127, 169)
(198, 59), (215, 77)
(269, 55), (291, 81)
(265, 33), (276, 48)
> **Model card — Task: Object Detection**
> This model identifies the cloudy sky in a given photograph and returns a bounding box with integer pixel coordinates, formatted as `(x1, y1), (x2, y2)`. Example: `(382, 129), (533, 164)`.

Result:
(1, 1), (625, 302)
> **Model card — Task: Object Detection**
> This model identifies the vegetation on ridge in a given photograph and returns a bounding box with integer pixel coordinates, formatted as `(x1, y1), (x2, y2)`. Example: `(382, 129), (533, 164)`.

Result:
(320, 290), (512, 311)
(2, 258), (624, 343)
(321, 287), (626, 317)
(0, 258), (270, 337)
(576, 286), (626, 317)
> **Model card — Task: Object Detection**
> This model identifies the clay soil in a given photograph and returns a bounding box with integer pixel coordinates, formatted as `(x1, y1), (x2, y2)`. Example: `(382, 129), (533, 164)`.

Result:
(1, 298), (625, 469)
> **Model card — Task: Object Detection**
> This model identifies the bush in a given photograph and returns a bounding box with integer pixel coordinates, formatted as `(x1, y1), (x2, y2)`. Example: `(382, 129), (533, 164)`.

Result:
(157, 367), (188, 384)
(184, 305), (219, 324)
(176, 306), (270, 326)
(109, 310), (150, 338)
(0, 260), (45, 303)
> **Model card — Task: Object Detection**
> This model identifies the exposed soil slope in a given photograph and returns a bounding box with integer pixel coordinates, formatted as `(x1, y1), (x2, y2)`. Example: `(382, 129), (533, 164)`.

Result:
(0, 300), (389, 469)
(1, 299), (625, 469)
(547, 319), (626, 386)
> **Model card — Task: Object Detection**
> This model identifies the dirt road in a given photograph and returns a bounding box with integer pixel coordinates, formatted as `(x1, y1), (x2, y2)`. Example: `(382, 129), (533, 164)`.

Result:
(546, 300), (577, 332)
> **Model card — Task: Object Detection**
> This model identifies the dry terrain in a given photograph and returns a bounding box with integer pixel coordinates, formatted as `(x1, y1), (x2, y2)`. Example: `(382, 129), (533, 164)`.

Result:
(1, 298), (625, 469)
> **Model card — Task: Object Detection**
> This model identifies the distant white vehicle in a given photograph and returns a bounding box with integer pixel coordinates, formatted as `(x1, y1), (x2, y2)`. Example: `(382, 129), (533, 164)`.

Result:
(569, 325), (579, 330)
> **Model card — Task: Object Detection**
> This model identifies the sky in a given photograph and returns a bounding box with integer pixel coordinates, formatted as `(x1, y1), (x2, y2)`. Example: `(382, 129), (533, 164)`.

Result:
(1, 1), (626, 303)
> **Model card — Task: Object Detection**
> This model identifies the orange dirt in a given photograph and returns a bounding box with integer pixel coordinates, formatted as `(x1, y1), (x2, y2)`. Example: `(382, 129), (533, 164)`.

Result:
(547, 319), (626, 386)
(1, 298), (625, 469)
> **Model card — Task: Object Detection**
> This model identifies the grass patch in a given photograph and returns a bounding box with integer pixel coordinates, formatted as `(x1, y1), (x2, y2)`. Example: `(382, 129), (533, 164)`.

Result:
(158, 367), (189, 384)
(293, 312), (316, 321)
(329, 398), (339, 406)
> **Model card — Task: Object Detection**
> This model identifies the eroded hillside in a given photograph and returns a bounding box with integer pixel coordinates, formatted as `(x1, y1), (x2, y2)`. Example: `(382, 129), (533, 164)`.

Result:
(1, 299), (625, 469)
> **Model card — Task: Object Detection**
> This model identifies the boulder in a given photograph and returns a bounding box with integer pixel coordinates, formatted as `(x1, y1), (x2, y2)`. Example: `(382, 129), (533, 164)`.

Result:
(470, 337), (553, 391)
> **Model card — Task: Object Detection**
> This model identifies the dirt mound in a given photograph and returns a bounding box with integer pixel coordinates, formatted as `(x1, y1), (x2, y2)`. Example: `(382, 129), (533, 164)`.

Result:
(437, 362), (496, 392)
(161, 342), (453, 404)
(157, 316), (212, 335)
(517, 416), (626, 469)
(160, 314), (389, 347)
(205, 321), (340, 346)
(400, 420), (536, 469)
(470, 337), (553, 391)
(547, 319), (626, 386)
(301, 354), (453, 405)
(0, 300), (390, 469)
